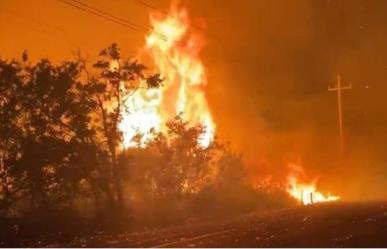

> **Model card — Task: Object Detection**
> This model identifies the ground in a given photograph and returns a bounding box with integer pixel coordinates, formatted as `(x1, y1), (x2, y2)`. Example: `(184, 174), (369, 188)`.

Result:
(3, 201), (387, 247)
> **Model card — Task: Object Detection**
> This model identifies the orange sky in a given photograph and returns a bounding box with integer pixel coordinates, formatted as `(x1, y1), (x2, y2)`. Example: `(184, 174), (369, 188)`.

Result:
(0, 0), (256, 159)
(0, 0), (169, 61)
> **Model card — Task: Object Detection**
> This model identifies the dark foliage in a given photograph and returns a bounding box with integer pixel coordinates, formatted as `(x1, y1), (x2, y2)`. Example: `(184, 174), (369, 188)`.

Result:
(0, 45), (293, 246)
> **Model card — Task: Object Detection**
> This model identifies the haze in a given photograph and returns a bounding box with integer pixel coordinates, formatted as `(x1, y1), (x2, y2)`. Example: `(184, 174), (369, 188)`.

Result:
(1, 0), (386, 201)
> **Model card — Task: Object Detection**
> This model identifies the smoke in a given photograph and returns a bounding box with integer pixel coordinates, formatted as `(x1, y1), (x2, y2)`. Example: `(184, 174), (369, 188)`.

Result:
(185, 0), (387, 200)
(1, 0), (386, 201)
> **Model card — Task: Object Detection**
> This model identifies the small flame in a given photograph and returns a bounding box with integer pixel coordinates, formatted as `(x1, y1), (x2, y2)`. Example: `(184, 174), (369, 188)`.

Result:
(119, 3), (215, 148)
(286, 164), (340, 205)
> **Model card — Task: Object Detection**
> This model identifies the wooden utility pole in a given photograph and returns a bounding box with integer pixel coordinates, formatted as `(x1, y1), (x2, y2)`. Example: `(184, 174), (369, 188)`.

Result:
(328, 74), (352, 154)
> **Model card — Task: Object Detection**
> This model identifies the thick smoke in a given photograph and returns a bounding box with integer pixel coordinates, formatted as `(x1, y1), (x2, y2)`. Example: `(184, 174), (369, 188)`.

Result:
(187, 0), (387, 201)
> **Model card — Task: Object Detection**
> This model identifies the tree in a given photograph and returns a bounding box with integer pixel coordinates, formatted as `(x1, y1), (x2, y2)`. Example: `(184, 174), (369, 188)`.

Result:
(0, 44), (162, 215)
(90, 43), (162, 209)
(127, 115), (220, 198)
(0, 57), (98, 209)
(0, 59), (29, 214)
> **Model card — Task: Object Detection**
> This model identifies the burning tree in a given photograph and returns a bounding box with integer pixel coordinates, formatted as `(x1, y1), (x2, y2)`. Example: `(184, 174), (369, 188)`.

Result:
(118, 3), (215, 149)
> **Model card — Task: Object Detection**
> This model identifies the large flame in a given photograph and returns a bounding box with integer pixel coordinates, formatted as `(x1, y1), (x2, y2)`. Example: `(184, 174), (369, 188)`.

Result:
(286, 164), (340, 205)
(119, 3), (215, 148)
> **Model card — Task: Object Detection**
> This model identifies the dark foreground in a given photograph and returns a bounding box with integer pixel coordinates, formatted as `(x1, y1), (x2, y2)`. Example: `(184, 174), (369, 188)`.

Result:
(3, 201), (387, 247)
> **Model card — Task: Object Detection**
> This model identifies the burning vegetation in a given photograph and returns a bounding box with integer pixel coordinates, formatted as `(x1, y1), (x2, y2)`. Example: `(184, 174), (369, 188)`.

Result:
(286, 164), (340, 205)
(0, 2), (344, 246)
(119, 4), (214, 149)
(0, 2), (285, 222)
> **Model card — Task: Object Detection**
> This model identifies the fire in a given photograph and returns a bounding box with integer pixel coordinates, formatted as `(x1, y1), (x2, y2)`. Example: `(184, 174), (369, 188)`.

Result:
(119, 87), (162, 147)
(286, 164), (340, 205)
(119, 3), (215, 148)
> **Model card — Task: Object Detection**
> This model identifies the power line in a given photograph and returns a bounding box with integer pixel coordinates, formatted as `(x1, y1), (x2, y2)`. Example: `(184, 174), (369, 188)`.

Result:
(133, 0), (218, 37)
(133, 0), (233, 57)
(134, 0), (166, 14)
(56, 0), (165, 40)
(5, 7), (66, 34)
(57, 0), (143, 32)
(0, 7), (75, 46)
(68, 0), (148, 32)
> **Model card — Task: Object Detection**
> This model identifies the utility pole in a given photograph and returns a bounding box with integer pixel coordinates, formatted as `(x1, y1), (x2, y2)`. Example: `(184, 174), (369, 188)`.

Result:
(328, 74), (352, 155)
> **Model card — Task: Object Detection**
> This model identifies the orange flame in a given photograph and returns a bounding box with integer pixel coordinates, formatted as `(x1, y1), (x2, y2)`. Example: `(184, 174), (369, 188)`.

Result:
(119, 3), (215, 148)
(286, 164), (340, 205)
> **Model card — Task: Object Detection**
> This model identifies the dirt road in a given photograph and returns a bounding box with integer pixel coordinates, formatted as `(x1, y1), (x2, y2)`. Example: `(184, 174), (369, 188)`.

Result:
(7, 201), (387, 247)
(83, 201), (387, 247)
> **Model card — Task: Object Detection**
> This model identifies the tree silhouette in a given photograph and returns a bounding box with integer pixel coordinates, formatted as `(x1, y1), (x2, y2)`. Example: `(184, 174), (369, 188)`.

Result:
(0, 44), (274, 226)
(0, 44), (162, 213)
(90, 43), (162, 209)
(126, 115), (221, 198)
